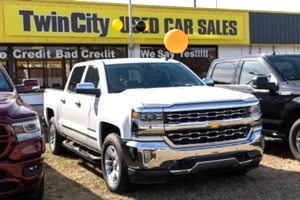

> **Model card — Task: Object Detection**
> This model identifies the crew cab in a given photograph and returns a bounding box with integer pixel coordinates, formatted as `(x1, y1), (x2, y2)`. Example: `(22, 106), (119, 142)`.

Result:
(43, 58), (264, 193)
(0, 65), (45, 200)
(206, 53), (300, 161)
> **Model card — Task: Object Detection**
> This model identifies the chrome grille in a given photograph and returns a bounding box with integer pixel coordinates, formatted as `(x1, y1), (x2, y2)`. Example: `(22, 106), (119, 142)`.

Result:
(0, 125), (9, 155)
(166, 125), (250, 145)
(165, 107), (248, 124)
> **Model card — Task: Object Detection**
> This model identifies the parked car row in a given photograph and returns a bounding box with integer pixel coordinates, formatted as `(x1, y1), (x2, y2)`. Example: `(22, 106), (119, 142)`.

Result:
(2, 52), (300, 199)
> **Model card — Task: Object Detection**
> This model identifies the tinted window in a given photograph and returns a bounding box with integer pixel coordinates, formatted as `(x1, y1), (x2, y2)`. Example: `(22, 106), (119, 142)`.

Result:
(211, 62), (237, 84)
(67, 66), (85, 92)
(84, 65), (99, 87)
(105, 62), (203, 93)
(268, 56), (300, 80)
(0, 71), (12, 92)
(239, 60), (271, 84)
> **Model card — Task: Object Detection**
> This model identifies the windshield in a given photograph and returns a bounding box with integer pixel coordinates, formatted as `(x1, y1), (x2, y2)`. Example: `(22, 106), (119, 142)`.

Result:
(268, 55), (300, 81)
(0, 70), (12, 92)
(105, 62), (204, 93)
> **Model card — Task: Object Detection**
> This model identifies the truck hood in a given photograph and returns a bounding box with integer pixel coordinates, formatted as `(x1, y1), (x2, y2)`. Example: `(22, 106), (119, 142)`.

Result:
(0, 92), (37, 122)
(121, 86), (256, 107)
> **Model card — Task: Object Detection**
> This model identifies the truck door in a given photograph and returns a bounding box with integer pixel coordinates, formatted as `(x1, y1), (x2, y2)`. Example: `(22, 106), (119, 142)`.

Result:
(235, 60), (282, 129)
(60, 65), (86, 141)
(75, 64), (100, 150)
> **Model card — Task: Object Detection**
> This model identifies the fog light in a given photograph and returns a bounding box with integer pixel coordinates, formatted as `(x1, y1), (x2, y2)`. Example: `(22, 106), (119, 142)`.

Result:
(143, 150), (153, 165)
(23, 163), (43, 177)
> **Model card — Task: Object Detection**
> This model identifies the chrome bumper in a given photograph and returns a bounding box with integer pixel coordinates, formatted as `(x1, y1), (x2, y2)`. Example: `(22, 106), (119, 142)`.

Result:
(124, 130), (264, 183)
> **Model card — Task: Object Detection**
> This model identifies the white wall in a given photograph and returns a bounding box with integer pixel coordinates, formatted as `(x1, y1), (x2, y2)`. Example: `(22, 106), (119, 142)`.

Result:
(218, 45), (300, 58)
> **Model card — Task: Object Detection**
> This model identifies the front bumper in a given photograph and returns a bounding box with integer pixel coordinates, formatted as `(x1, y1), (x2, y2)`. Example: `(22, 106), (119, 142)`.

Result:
(0, 137), (44, 199)
(0, 157), (44, 199)
(124, 130), (264, 184)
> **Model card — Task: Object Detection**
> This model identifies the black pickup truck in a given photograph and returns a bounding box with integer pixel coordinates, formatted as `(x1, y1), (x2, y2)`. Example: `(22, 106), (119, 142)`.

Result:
(206, 53), (300, 161)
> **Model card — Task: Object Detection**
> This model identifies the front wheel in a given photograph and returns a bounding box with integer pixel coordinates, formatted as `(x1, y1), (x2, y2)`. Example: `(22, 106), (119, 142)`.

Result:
(48, 117), (65, 155)
(289, 118), (300, 161)
(101, 133), (131, 193)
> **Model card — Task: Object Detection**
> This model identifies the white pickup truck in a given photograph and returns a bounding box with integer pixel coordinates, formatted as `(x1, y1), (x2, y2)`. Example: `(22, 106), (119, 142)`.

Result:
(43, 58), (264, 193)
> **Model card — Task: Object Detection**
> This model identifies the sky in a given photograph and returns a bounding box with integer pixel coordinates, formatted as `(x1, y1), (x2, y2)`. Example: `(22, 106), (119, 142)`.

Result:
(78, 0), (300, 13)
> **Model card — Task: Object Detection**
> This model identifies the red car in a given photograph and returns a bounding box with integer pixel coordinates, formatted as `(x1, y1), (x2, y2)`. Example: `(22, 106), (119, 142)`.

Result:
(0, 65), (45, 200)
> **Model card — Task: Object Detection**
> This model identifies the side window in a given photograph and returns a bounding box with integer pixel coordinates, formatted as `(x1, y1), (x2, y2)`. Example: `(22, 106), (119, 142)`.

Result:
(239, 60), (271, 85)
(67, 66), (85, 92)
(0, 72), (11, 91)
(84, 65), (100, 88)
(211, 62), (237, 84)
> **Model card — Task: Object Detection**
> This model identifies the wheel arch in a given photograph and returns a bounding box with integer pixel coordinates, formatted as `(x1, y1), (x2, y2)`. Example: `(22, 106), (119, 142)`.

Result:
(45, 108), (54, 125)
(99, 122), (121, 149)
(284, 106), (300, 140)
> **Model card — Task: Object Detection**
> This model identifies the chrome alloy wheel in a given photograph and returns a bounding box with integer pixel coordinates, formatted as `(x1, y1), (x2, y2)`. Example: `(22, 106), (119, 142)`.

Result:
(296, 131), (300, 153)
(49, 123), (56, 151)
(104, 145), (120, 185)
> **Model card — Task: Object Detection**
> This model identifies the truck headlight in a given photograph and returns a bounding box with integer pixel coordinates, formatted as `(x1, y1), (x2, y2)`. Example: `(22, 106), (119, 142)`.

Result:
(12, 119), (42, 142)
(249, 104), (261, 116)
(131, 108), (164, 137)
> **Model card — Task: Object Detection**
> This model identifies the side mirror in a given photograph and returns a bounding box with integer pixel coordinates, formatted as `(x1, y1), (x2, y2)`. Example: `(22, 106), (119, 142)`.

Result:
(252, 76), (277, 92)
(76, 82), (101, 97)
(202, 78), (214, 86)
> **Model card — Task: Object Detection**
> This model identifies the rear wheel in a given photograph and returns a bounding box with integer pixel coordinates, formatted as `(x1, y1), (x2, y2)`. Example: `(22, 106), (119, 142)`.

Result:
(101, 133), (131, 193)
(48, 117), (65, 155)
(289, 118), (300, 161)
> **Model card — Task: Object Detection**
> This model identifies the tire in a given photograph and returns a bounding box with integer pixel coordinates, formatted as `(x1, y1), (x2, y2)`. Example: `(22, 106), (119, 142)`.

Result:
(101, 133), (131, 193)
(289, 118), (300, 161)
(48, 117), (65, 155)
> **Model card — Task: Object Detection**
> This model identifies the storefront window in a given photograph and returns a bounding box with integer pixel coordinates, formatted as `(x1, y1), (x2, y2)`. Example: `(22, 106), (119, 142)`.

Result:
(46, 46), (78, 88)
(11, 45), (127, 88)
(140, 45), (217, 77)
(13, 45), (79, 88)
(80, 45), (127, 61)
(13, 46), (46, 85)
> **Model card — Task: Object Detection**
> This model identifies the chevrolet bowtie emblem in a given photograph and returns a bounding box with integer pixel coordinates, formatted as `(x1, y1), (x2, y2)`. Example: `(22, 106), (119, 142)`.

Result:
(208, 121), (221, 129)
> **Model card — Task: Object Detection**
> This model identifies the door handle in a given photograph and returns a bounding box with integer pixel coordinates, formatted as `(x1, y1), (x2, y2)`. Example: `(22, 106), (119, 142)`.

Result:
(61, 99), (66, 104)
(75, 101), (81, 107)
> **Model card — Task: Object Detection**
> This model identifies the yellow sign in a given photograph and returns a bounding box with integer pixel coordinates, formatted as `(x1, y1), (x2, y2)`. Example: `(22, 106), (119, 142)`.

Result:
(4, 5), (247, 39)
(1, 3), (249, 44)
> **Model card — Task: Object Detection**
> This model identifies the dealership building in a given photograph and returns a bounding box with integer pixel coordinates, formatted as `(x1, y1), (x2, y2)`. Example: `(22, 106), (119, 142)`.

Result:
(1, 0), (300, 87)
